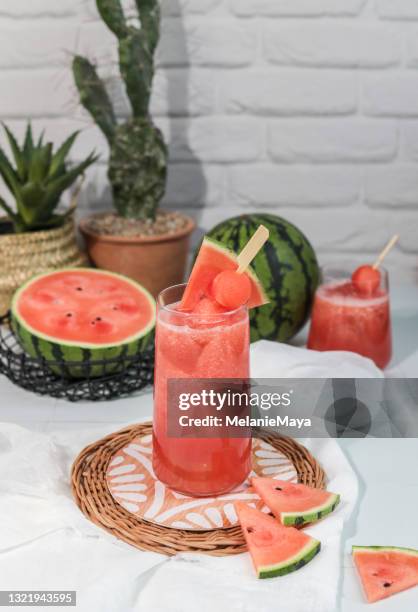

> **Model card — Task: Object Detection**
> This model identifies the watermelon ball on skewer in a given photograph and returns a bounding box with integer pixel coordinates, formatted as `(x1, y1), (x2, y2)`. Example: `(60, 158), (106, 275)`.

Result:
(180, 237), (268, 312)
(352, 265), (381, 296)
(211, 270), (252, 310)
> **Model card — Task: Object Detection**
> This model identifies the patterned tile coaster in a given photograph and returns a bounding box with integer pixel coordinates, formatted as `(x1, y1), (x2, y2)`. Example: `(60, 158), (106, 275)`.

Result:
(106, 434), (298, 531)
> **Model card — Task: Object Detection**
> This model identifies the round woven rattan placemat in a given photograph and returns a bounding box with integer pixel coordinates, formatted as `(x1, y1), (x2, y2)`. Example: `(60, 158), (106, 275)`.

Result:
(71, 422), (326, 557)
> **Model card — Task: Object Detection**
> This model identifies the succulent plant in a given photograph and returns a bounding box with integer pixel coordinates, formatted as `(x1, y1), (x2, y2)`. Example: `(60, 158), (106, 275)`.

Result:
(72, 0), (167, 221)
(0, 123), (97, 233)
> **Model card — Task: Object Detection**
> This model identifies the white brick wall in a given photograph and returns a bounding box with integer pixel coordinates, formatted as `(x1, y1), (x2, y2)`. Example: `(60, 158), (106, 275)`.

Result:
(0, 0), (417, 280)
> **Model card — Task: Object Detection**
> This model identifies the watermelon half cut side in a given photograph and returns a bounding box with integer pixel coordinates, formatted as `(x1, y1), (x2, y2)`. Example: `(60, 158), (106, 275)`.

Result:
(353, 546), (418, 603)
(252, 477), (340, 527)
(236, 503), (320, 579)
(11, 268), (156, 378)
(180, 237), (269, 311)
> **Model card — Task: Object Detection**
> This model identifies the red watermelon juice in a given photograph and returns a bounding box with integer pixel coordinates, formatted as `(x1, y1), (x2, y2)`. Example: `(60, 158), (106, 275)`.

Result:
(308, 266), (392, 369)
(153, 283), (251, 496)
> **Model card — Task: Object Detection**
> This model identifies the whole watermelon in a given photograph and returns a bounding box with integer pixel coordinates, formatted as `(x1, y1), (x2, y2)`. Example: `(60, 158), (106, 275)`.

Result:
(206, 214), (319, 343)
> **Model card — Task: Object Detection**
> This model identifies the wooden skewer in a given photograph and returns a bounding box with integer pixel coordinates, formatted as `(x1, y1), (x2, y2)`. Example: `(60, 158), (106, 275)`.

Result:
(237, 225), (269, 274)
(373, 234), (399, 270)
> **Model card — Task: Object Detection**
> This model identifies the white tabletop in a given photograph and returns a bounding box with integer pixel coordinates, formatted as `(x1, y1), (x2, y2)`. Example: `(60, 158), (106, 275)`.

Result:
(1, 282), (417, 611)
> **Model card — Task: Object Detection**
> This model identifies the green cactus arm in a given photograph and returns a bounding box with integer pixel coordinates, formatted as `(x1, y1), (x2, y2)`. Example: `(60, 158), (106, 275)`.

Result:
(96, 0), (128, 39)
(48, 131), (80, 179)
(119, 29), (153, 117)
(2, 123), (26, 181)
(72, 56), (116, 143)
(135, 0), (161, 54)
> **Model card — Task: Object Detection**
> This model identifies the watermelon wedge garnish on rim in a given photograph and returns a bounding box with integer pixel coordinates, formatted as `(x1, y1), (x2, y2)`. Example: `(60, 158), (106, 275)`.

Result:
(236, 503), (320, 579)
(353, 546), (418, 603)
(180, 237), (268, 311)
(11, 268), (156, 378)
(252, 477), (340, 527)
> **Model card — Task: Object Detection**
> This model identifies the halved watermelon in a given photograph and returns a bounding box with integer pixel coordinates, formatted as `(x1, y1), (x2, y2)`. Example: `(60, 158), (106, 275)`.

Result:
(236, 502), (320, 579)
(353, 546), (418, 603)
(11, 268), (156, 378)
(252, 477), (340, 527)
(180, 237), (268, 311)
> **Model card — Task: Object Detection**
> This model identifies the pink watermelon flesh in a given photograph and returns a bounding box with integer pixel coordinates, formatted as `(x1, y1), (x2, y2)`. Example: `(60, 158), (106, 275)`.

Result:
(15, 269), (155, 346)
(235, 502), (320, 579)
(353, 546), (418, 603)
(180, 237), (268, 311)
(252, 477), (340, 526)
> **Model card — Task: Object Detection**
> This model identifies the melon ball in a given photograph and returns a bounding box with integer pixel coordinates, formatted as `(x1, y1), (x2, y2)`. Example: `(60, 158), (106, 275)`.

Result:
(192, 297), (228, 316)
(352, 265), (381, 296)
(211, 270), (252, 310)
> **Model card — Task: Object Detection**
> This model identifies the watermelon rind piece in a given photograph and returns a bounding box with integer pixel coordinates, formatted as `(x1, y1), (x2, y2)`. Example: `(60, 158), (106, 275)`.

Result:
(252, 477), (341, 527)
(352, 545), (418, 603)
(353, 546), (418, 556)
(11, 268), (156, 378)
(258, 539), (321, 579)
(182, 236), (269, 311)
(236, 503), (321, 580)
(281, 492), (341, 527)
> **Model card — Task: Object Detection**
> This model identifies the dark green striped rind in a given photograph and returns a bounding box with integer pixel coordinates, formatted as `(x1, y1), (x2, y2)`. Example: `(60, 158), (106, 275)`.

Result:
(206, 214), (319, 343)
(258, 539), (321, 579)
(12, 315), (154, 379)
(282, 493), (341, 527)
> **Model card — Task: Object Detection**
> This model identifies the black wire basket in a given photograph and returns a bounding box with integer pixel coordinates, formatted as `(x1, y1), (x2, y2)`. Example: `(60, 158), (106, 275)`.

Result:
(0, 312), (154, 401)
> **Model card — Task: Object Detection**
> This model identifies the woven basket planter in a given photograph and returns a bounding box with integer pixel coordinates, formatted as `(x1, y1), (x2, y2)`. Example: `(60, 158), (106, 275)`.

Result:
(0, 216), (88, 316)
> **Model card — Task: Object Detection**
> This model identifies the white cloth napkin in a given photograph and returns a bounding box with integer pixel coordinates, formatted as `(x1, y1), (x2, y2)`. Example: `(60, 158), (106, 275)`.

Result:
(251, 340), (383, 379)
(0, 342), (382, 611)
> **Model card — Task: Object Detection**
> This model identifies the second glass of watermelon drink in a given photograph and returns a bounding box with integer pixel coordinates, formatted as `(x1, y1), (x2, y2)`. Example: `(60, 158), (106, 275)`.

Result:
(307, 265), (392, 369)
(153, 237), (268, 497)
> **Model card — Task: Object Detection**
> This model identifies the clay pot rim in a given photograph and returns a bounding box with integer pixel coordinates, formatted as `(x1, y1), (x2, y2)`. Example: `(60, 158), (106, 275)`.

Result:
(79, 211), (196, 245)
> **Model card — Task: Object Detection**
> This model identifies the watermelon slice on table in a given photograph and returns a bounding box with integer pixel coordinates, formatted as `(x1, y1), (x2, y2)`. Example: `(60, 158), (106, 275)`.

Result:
(236, 502), (320, 579)
(353, 546), (418, 604)
(252, 477), (340, 527)
(11, 268), (156, 378)
(180, 237), (268, 311)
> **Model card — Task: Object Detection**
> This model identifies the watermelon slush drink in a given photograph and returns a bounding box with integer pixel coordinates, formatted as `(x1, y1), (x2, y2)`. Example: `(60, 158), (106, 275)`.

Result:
(308, 267), (392, 369)
(153, 284), (251, 496)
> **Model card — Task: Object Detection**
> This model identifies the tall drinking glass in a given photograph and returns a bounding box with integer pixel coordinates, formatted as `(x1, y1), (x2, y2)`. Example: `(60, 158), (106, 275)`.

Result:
(153, 284), (251, 497)
(308, 266), (392, 369)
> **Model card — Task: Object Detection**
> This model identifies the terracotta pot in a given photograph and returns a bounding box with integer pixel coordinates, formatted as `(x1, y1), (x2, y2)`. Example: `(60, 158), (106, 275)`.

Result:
(79, 212), (195, 297)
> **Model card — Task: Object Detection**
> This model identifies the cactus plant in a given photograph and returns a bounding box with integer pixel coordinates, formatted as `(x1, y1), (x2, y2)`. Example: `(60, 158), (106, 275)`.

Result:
(0, 123), (97, 233)
(72, 0), (167, 221)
